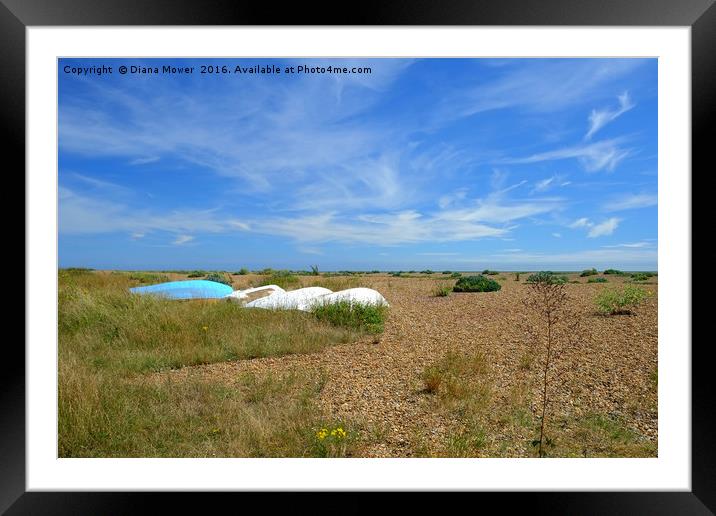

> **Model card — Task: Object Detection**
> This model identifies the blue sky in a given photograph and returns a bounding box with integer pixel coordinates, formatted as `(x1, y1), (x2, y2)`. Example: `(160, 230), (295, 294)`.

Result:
(58, 58), (657, 271)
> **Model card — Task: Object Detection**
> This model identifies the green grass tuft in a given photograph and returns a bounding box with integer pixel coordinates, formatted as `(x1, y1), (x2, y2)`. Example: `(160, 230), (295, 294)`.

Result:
(432, 285), (452, 297)
(311, 301), (388, 334)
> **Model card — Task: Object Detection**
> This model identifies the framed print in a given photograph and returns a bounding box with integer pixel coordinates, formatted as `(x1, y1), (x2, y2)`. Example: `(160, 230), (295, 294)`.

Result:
(6, 0), (713, 512)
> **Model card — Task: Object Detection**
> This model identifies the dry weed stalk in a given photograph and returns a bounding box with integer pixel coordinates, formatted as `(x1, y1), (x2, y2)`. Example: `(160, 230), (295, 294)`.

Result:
(522, 274), (586, 457)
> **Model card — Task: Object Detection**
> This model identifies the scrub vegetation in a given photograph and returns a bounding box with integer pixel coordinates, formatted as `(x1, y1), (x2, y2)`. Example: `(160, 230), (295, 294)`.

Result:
(58, 269), (378, 457)
(58, 268), (656, 458)
(595, 285), (649, 315)
(452, 274), (501, 292)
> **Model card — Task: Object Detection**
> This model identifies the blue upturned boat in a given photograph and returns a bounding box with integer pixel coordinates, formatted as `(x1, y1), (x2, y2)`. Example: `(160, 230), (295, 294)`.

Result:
(129, 280), (233, 300)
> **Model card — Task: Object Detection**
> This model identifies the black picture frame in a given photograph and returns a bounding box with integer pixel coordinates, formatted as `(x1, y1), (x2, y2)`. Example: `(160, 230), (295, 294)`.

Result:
(5, 0), (711, 512)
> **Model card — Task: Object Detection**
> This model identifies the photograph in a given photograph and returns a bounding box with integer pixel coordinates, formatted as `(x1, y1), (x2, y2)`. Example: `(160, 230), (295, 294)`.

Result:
(58, 57), (658, 459)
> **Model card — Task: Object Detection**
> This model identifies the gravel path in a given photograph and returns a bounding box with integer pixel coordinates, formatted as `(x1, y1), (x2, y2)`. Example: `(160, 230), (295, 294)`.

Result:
(159, 274), (658, 457)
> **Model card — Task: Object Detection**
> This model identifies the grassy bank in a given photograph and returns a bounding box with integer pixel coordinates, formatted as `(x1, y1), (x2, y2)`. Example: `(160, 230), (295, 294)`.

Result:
(58, 270), (376, 457)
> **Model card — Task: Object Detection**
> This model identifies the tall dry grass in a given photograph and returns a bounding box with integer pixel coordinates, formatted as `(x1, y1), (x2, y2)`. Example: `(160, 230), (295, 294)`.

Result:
(58, 269), (365, 457)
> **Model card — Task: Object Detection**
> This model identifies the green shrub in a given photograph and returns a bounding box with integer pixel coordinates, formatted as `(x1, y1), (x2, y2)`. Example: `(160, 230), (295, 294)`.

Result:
(526, 272), (568, 285)
(390, 271), (403, 277)
(588, 277), (608, 283)
(595, 285), (648, 315)
(259, 270), (300, 290)
(187, 270), (206, 278)
(482, 269), (499, 275)
(421, 269), (435, 275)
(630, 272), (656, 282)
(205, 272), (233, 286)
(580, 268), (598, 277)
(515, 272), (520, 281)
(453, 275), (501, 293)
(310, 265), (320, 276)
(603, 269), (624, 275)
(450, 272), (462, 279)
(311, 301), (388, 334)
(442, 270), (452, 275)
(234, 268), (249, 275)
(630, 273), (650, 282)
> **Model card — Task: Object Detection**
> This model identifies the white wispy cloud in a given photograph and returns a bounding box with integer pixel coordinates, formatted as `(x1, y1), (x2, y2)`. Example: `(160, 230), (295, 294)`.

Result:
(70, 173), (131, 194)
(552, 233), (562, 238)
(59, 187), (237, 236)
(129, 156), (160, 165)
(588, 217), (620, 237)
(434, 59), (646, 123)
(292, 153), (409, 212)
(602, 241), (653, 248)
(533, 177), (556, 193)
(531, 174), (568, 194)
(60, 164), (565, 247)
(249, 210), (506, 245)
(567, 216), (621, 237)
(569, 217), (592, 229)
(603, 192), (657, 211)
(173, 235), (194, 245)
(585, 91), (635, 140)
(227, 220), (251, 231)
(241, 173), (562, 246)
(500, 139), (631, 172)
(248, 192), (561, 245)
(438, 188), (469, 209)
(59, 59), (414, 197)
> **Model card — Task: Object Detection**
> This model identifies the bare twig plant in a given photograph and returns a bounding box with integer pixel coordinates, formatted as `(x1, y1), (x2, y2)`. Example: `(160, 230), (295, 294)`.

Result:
(522, 272), (587, 457)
